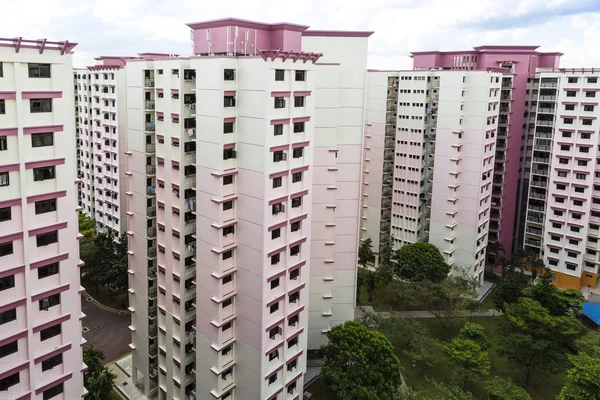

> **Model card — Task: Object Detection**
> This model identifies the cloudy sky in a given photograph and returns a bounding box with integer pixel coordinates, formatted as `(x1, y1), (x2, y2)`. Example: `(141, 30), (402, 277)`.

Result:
(1, 0), (598, 69)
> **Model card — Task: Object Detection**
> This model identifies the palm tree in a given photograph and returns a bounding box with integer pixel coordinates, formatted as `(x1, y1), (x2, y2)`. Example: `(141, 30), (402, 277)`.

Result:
(485, 241), (505, 274)
(87, 368), (116, 400)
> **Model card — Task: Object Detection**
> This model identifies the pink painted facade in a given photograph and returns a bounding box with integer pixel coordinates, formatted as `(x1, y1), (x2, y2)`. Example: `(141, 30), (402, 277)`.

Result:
(411, 46), (562, 259)
(122, 18), (370, 400)
(0, 38), (85, 399)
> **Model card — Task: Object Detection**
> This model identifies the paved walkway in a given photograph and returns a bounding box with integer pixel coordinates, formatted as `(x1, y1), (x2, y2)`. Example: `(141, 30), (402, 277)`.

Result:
(82, 294), (132, 363)
(356, 306), (502, 319)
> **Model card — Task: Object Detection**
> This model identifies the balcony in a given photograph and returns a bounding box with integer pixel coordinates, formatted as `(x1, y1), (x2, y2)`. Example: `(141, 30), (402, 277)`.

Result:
(526, 228), (543, 236)
(146, 165), (156, 175)
(148, 287), (157, 298)
(144, 78), (154, 88)
(147, 206), (156, 218)
(148, 248), (157, 258)
(539, 95), (556, 101)
(145, 144), (155, 154)
(145, 100), (155, 110)
(524, 239), (542, 247)
(147, 227), (157, 238)
(145, 122), (155, 132)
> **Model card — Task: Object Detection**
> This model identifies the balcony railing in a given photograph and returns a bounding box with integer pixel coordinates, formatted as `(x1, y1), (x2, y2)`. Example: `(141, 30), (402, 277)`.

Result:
(144, 78), (154, 88)
(146, 165), (156, 175)
(147, 206), (156, 217)
(145, 122), (155, 132)
(145, 100), (155, 110)
(148, 248), (157, 258)
(526, 228), (543, 236)
(148, 287), (157, 298)
(147, 227), (157, 237)
(145, 144), (155, 153)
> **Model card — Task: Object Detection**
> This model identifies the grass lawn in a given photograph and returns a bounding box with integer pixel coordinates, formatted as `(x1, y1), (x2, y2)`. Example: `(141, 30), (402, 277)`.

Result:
(399, 317), (565, 399)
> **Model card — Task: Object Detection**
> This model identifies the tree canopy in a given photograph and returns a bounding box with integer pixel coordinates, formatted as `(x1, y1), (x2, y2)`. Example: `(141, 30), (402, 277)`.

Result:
(486, 377), (532, 400)
(83, 229), (129, 294)
(392, 242), (450, 283)
(458, 322), (491, 351)
(444, 336), (491, 389)
(496, 297), (586, 384)
(558, 333), (600, 400)
(83, 346), (116, 400)
(319, 320), (403, 400)
(522, 269), (585, 316)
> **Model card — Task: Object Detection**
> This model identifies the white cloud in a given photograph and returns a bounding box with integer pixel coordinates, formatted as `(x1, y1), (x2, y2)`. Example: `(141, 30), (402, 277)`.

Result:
(0, 0), (598, 69)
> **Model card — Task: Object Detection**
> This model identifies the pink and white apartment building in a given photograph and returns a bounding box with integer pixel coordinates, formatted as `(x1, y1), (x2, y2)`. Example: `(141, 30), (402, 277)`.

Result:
(407, 47), (562, 261)
(74, 57), (130, 235)
(523, 69), (600, 294)
(0, 39), (85, 399)
(363, 69), (503, 281)
(125, 18), (370, 400)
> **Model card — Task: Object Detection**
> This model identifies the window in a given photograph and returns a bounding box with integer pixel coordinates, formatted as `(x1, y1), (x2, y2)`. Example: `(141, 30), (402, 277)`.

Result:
(271, 277), (280, 290)
(574, 200), (583, 206)
(221, 345), (232, 356)
(270, 302), (279, 314)
(222, 298), (232, 308)
(291, 221), (301, 232)
(0, 136), (6, 151)
(224, 96), (236, 107)
(33, 166), (55, 181)
(275, 69), (285, 81)
(37, 231), (58, 247)
(32, 132), (54, 148)
(223, 122), (234, 134)
(563, 118), (574, 124)
(43, 383), (63, 400)
(576, 173), (586, 180)
(274, 97), (286, 109)
(565, 104), (575, 111)
(288, 336), (298, 348)
(269, 326), (282, 339)
(38, 262), (59, 279)
(30, 99), (52, 113)
(224, 69), (235, 81)
(221, 322), (232, 332)
(0, 275), (15, 291)
(223, 225), (234, 236)
(40, 323), (61, 341)
(588, 77), (598, 83)
(292, 172), (302, 183)
(0, 341), (17, 359)
(289, 314), (299, 326)
(566, 91), (577, 97)
(290, 245), (300, 256)
(0, 206), (11, 222)
(0, 99), (5, 114)
(222, 250), (233, 260)
(223, 175), (233, 185)
(568, 77), (578, 83)
(287, 359), (298, 372)
(290, 269), (299, 280)
(39, 293), (60, 310)
(273, 177), (282, 188)
(560, 145), (570, 151)
(272, 203), (285, 215)
(268, 374), (277, 385)
(0, 242), (13, 257)
(293, 122), (305, 133)
(0, 308), (16, 325)
(269, 349), (279, 361)
(582, 119), (593, 126)
(559, 158), (568, 165)
(223, 149), (236, 160)
(586, 91), (596, 98)
(584, 105), (595, 112)
(0, 372), (19, 391)
(0, 62), (2, 77)
(273, 124), (283, 136)
(41, 354), (62, 371)
(293, 148), (303, 158)
(223, 201), (233, 211)
(549, 259), (558, 266)
(556, 184), (566, 190)
(222, 274), (233, 284)
(28, 63), (51, 78)
(35, 199), (57, 214)
(557, 171), (568, 177)
(271, 253), (280, 265)
(294, 96), (305, 107)
(295, 70), (306, 81)
(271, 228), (281, 240)
(273, 151), (287, 162)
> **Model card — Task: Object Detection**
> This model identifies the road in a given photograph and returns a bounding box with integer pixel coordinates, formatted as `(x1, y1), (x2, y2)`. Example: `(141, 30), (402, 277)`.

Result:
(81, 296), (131, 364)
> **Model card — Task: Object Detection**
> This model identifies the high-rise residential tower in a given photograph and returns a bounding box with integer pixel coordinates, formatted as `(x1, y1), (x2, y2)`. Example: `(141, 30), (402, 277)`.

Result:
(523, 69), (600, 294)
(0, 37), (85, 399)
(125, 18), (371, 400)
(363, 69), (502, 282)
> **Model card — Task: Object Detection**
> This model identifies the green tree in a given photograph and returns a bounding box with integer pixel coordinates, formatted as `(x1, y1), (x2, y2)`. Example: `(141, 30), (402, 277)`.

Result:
(83, 346), (116, 400)
(492, 272), (528, 312)
(485, 241), (505, 274)
(486, 376), (531, 400)
(409, 275), (478, 329)
(359, 238), (375, 268)
(444, 337), (490, 389)
(558, 333), (600, 400)
(458, 322), (491, 351)
(319, 320), (403, 400)
(496, 297), (586, 384)
(86, 231), (129, 294)
(78, 213), (97, 244)
(523, 268), (585, 316)
(392, 243), (450, 283)
(397, 382), (476, 400)
(358, 238), (375, 302)
(379, 240), (393, 265)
